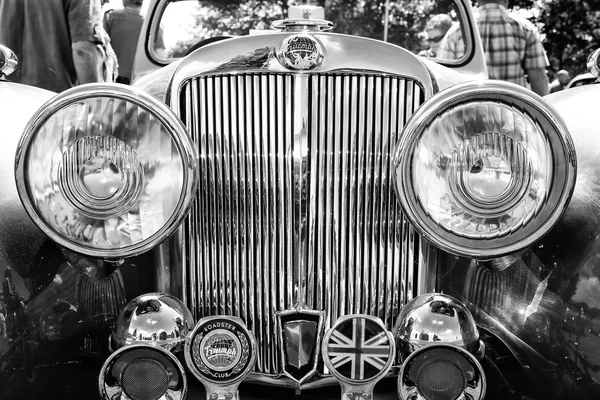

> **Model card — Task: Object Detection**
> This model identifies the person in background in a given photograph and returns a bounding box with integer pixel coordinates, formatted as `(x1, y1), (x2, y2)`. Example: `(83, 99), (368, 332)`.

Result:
(0, 0), (108, 92)
(437, 0), (549, 96)
(103, 0), (145, 84)
(549, 69), (571, 93)
(419, 14), (453, 58)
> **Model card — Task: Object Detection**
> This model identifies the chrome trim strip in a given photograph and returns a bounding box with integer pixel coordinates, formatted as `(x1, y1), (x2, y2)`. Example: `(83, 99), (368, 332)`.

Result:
(294, 75), (309, 307)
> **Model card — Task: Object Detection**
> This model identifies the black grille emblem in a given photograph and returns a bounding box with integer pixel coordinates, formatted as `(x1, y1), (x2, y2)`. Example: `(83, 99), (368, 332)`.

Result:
(277, 309), (324, 386)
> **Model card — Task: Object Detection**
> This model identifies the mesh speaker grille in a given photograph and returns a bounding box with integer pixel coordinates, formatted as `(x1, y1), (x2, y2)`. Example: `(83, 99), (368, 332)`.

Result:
(416, 359), (465, 400)
(121, 358), (169, 400)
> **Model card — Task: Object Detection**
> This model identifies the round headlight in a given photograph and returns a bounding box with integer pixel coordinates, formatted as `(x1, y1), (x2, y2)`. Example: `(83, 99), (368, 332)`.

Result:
(15, 84), (198, 259)
(393, 81), (576, 258)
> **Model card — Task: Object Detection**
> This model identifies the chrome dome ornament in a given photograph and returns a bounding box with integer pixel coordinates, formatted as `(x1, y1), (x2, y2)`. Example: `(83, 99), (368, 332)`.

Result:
(185, 316), (256, 400)
(276, 34), (324, 70)
(394, 293), (483, 361)
(322, 315), (395, 400)
(111, 292), (195, 352)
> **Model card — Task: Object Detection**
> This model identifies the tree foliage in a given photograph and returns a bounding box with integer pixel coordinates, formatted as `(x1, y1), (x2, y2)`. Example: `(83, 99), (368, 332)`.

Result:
(534, 0), (600, 75)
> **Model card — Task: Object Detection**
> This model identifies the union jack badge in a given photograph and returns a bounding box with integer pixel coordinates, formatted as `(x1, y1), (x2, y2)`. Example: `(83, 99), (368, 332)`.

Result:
(322, 315), (395, 399)
(185, 316), (256, 400)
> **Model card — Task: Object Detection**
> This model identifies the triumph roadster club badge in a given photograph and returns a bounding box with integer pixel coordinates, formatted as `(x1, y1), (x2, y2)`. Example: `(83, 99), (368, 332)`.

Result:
(185, 316), (256, 400)
(277, 34), (324, 70)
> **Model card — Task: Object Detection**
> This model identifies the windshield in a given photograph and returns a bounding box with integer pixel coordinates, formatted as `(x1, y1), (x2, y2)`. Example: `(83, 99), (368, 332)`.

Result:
(148, 0), (472, 64)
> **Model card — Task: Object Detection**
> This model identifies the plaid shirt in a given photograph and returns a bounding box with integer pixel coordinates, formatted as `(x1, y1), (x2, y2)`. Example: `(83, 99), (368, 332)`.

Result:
(437, 3), (549, 87)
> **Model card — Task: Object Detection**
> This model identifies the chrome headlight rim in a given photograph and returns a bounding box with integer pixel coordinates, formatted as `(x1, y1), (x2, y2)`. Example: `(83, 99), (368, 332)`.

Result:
(14, 83), (198, 259)
(393, 80), (576, 258)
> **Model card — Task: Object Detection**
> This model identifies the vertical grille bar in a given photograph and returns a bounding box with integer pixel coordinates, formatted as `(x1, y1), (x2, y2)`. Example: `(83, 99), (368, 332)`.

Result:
(180, 72), (425, 375)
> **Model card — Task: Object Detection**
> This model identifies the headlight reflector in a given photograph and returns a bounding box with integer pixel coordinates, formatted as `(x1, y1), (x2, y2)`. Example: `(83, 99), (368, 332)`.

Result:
(15, 84), (198, 258)
(394, 81), (576, 257)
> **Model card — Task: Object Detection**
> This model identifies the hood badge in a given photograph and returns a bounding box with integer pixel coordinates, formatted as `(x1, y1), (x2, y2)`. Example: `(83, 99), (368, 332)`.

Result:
(277, 34), (324, 70)
(185, 316), (256, 400)
(277, 308), (325, 386)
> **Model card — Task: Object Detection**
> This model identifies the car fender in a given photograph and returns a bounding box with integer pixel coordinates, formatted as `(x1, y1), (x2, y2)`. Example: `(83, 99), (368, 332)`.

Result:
(541, 85), (600, 272)
(0, 83), (55, 278)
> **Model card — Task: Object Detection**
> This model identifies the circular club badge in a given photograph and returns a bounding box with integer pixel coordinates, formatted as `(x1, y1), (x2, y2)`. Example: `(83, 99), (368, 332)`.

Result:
(277, 34), (324, 71)
(185, 317), (256, 384)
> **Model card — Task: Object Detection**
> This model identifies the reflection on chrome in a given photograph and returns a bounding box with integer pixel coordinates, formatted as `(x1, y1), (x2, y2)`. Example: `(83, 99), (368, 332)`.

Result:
(111, 292), (195, 352)
(394, 293), (481, 359)
(60, 135), (145, 219)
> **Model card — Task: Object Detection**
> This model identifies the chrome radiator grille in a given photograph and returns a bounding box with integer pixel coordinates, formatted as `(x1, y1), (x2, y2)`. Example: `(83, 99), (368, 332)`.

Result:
(179, 72), (426, 375)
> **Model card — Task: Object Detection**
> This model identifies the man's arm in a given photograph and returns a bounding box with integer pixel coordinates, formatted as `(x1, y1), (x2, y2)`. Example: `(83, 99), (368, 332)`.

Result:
(527, 67), (549, 96)
(72, 41), (102, 85)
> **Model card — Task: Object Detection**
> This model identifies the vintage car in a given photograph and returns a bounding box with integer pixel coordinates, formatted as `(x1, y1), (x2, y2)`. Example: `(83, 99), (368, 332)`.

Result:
(1, 0), (600, 399)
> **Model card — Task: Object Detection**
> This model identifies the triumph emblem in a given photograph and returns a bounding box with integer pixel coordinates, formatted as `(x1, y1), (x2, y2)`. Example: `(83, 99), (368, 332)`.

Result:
(277, 34), (324, 70)
(185, 316), (256, 400)
(322, 315), (395, 400)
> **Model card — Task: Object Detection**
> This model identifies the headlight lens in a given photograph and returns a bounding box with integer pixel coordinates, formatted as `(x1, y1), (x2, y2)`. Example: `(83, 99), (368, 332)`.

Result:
(15, 84), (198, 259)
(394, 81), (576, 258)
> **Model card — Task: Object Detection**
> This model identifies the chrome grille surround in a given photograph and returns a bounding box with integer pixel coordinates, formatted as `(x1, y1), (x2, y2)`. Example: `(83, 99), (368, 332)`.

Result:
(176, 71), (430, 380)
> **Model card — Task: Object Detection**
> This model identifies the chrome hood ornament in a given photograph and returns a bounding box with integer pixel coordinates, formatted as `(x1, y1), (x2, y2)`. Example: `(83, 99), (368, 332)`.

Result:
(185, 316), (256, 400)
(271, 5), (334, 33)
